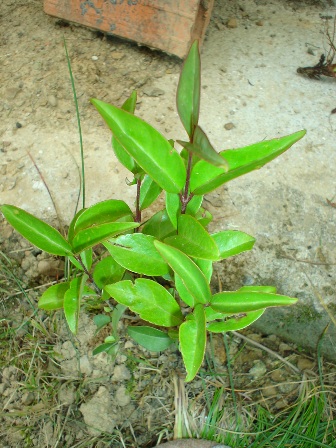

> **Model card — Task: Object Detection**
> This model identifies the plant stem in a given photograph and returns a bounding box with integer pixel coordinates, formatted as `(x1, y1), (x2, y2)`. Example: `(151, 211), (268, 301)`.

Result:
(135, 177), (142, 227)
(75, 256), (101, 295)
(181, 153), (193, 214)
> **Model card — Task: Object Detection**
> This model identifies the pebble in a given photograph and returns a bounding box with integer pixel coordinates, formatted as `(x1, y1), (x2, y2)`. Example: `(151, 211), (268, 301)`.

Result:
(111, 364), (131, 382)
(262, 384), (278, 397)
(224, 122), (235, 130)
(143, 87), (165, 97)
(111, 51), (125, 60)
(274, 398), (288, 410)
(115, 385), (131, 407)
(227, 18), (238, 28)
(21, 391), (35, 406)
(15, 122), (22, 128)
(297, 357), (314, 371)
(80, 355), (93, 376)
(256, 20), (264, 26)
(249, 360), (267, 380)
(91, 55), (98, 61)
(48, 95), (58, 107)
(270, 370), (285, 383)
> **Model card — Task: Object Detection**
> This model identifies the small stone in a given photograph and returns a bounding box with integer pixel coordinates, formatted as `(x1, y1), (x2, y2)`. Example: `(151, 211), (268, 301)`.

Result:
(21, 391), (35, 406)
(270, 370), (285, 382)
(249, 360), (267, 380)
(279, 342), (292, 354)
(143, 87), (165, 97)
(262, 384), (278, 397)
(274, 398), (288, 410)
(256, 20), (264, 26)
(307, 47), (315, 56)
(37, 259), (64, 277)
(224, 122), (235, 130)
(48, 95), (58, 107)
(227, 18), (238, 28)
(91, 55), (99, 61)
(80, 355), (93, 376)
(0, 383), (8, 395)
(16, 122), (22, 128)
(297, 357), (314, 371)
(112, 364), (131, 382)
(111, 51), (124, 60)
(115, 385), (131, 407)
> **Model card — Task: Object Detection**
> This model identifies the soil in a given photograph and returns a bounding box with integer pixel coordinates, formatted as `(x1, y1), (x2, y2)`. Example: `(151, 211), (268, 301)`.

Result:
(1, 0), (336, 447)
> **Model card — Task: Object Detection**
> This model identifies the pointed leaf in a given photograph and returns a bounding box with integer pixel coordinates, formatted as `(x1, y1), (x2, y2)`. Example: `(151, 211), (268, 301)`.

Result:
(1, 205), (72, 256)
(93, 256), (125, 288)
(190, 130), (306, 194)
(105, 279), (183, 327)
(212, 230), (255, 260)
(154, 241), (211, 304)
(64, 277), (86, 334)
(177, 40), (201, 138)
(238, 285), (277, 294)
(142, 209), (176, 240)
(112, 91), (142, 174)
(81, 248), (93, 270)
(38, 282), (70, 310)
(178, 126), (228, 169)
(179, 304), (206, 382)
(91, 99), (186, 193)
(175, 274), (194, 307)
(127, 326), (173, 352)
(207, 309), (265, 333)
(194, 258), (213, 282)
(186, 194), (203, 216)
(139, 175), (162, 210)
(71, 221), (139, 254)
(210, 291), (297, 313)
(165, 214), (219, 260)
(166, 192), (181, 229)
(73, 200), (133, 235)
(93, 314), (111, 332)
(104, 234), (169, 276)
(92, 341), (117, 356)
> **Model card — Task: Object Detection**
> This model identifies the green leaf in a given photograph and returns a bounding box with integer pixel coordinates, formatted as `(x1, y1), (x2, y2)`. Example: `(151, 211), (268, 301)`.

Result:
(111, 303), (127, 336)
(91, 99), (186, 193)
(105, 279), (183, 327)
(165, 214), (219, 260)
(178, 126), (228, 169)
(179, 304), (206, 382)
(112, 91), (143, 174)
(210, 291), (297, 313)
(127, 326), (173, 352)
(154, 241), (211, 304)
(194, 258), (213, 282)
(68, 209), (86, 243)
(73, 200), (133, 235)
(38, 282), (70, 310)
(81, 248), (93, 270)
(64, 276), (86, 334)
(207, 309), (265, 333)
(93, 314), (111, 332)
(104, 234), (169, 276)
(141, 209), (176, 240)
(1, 205), (72, 256)
(175, 274), (194, 307)
(212, 230), (255, 260)
(166, 192), (181, 229)
(177, 40), (201, 138)
(238, 285), (277, 294)
(186, 195), (203, 216)
(93, 256), (125, 288)
(139, 175), (162, 210)
(205, 307), (227, 322)
(92, 341), (117, 356)
(71, 221), (139, 254)
(195, 207), (213, 227)
(190, 130), (306, 195)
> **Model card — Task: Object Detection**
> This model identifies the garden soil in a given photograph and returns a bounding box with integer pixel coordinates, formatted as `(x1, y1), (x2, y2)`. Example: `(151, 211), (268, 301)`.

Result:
(1, 0), (336, 446)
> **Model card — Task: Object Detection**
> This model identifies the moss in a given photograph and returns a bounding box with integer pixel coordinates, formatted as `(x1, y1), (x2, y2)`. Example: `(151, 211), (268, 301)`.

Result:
(285, 303), (323, 325)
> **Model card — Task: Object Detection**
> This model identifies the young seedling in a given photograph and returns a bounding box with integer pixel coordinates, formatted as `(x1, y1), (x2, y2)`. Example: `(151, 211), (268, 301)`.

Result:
(1, 41), (306, 382)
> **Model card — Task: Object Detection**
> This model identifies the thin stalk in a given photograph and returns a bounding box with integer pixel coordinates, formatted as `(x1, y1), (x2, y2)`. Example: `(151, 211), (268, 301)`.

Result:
(223, 333), (239, 424)
(135, 177), (142, 226)
(75, 256), (101, 295)
(64, 37), (85, 210)
(181, 152), (193, 213)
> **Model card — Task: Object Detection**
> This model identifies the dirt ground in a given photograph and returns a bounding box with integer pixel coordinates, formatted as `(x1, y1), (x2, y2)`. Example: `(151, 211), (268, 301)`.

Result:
(1, 0), (336, 446)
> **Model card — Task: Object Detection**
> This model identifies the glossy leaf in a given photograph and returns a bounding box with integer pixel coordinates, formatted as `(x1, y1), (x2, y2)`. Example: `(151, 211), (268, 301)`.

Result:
(64, 277), (85, 334)
(1, 205), (72, 256)
(73, 199), (133, 235)
(127, 326), (173, 352)
(142, 209), (176, 240)
(154, 241), (211, 304)
(194, 258), (213, 282)
(38, 282), (70, 310)
(104, 234), (169, 276)
(238, 285), (277, 294)
(139, 175), (162, 210)
(177, 40), (201, 138)
(93, 314), (111, 332)
(81, 248), (93, 271)
(112, 91), (142, 173)
(91, 99), (186, 193)
(165, 214), (219, 260)
(207, 309), (265, 333)
(71, 221), (139, 254)
(212, 230), (255, 260)
(195, 207), (213, 227)
(210, 291), (297, 313)
(186, 194), (203, 216)
(205, 307), (227, 322)
(190, 130), (306, 195)
(68, 209), (86, 243)
(105, 279), (183, 327)
(179, 304), (206, 382)
(93, 256), (125, 288)
(175, 274), (194, 307)
(178, 126), (228, 169)
(166, 192), (181, 229)
(92, 341), (117, 356)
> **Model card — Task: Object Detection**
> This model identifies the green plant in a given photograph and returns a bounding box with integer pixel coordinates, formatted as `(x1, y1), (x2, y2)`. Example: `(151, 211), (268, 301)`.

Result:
(0, 41), (305, 382)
